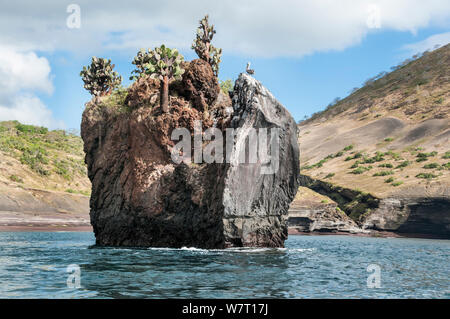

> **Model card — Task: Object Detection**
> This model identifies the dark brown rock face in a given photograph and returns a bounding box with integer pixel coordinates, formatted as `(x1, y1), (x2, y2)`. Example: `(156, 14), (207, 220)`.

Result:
(81, 72), (299, 248)
(125, 77), (160, 109)
(182, 59), (220, 112)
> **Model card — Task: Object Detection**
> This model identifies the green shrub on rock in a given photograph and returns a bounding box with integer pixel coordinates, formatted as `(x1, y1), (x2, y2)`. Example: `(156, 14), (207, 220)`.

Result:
(220, 79), (234, 94)
(130, 49), (153, 79)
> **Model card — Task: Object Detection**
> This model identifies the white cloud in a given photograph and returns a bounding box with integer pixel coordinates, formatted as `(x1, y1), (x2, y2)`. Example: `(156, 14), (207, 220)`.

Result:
(0, 46), (53, 97)
(0, 46), (63, 129)
(403, 31), (450, 55)
(0, 95), (64, 129)
(0, 0), (449, 57)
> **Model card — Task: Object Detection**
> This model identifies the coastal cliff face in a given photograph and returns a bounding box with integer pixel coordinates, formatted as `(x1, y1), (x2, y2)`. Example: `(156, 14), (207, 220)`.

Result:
(296, 174), (450, 238)
(362, 193), (450, 238)
(81, 67), (299, 248)
(288, 186), (363, 234)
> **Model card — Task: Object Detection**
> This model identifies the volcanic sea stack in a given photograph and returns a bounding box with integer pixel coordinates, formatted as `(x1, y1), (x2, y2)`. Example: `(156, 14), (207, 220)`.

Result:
(81, 70), (299, 248)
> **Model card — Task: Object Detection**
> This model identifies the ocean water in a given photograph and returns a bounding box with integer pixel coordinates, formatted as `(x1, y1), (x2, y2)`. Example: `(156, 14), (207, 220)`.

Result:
(0, 232), (448, 299)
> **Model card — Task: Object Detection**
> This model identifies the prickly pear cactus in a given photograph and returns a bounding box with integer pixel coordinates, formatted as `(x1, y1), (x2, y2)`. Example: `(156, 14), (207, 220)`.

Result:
(80, 57), (122, 96)
(130, 45), (185, 112)
(192, 15), (222, 76)
(130, 49), (152, 79)
(210, 46), (222, 77)
(130, 45), (185, 81)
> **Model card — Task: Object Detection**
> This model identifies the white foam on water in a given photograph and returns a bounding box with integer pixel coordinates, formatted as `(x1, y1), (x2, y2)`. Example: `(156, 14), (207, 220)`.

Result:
(288, 247), (316, 253)
(145, 246), (289, 254)
(180, 246), (208, 251)
(222, 247), (284, 253)
(146, 247), (180, 251)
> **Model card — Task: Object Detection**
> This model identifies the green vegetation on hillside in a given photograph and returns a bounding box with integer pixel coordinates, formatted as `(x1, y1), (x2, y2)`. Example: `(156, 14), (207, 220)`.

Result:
(302, 146), (356, 170)
(416, 172), (438, 180)
(0, 121), (86, 179)
(416, 152), (438, 162)
(373, 170), (394, 177)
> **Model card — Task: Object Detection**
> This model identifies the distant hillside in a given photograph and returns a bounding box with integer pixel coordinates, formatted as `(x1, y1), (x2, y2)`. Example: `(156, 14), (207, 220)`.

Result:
(296, 44), (450, 230)
(305, 43), (449, 125)
(0, 121), (91, 230)
(0, 121), (90, 195)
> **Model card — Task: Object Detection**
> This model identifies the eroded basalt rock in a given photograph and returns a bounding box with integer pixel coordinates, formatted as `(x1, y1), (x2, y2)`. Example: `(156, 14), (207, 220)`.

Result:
(125, 77), (160, 109)
(288, 189), (364, 234)
(182, 59), (220, 113)
(81, 72), (299, 248)
(220, 74), (300, 246)
(299, 174), (450, 238)
(362, 197), (450, 238)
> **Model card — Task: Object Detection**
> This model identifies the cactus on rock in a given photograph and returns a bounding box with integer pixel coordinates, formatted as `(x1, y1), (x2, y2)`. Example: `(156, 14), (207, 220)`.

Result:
(130, 49), (153, 79)
(130, 45), (185, 112)
(80, 57), (122, 97)
(130, 44), (184, 112)
(192, 15), (222, 76)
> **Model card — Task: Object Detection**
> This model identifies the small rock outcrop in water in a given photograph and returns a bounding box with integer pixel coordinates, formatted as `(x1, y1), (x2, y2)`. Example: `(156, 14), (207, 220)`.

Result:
(298, 175), (450, 238)
(81, 68), (299, 248)
(288, 187), (365, 234)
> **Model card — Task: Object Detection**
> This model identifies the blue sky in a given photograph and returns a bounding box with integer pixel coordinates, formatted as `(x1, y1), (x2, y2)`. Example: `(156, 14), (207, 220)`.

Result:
(40, 27), (449, 130)
(1, 1), (449, 130)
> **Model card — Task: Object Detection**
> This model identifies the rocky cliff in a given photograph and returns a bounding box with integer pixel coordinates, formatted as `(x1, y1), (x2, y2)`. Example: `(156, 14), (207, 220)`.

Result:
(288, 186), (363, 234)
(294, 175), (450, 238)
(81, 64), (299, 248)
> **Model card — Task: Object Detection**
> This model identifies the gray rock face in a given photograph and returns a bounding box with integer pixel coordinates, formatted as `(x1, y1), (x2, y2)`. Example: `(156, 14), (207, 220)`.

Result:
(222, 74), (300, 246)
(82, 73), (299, 248)
(363, 197), (450, 238)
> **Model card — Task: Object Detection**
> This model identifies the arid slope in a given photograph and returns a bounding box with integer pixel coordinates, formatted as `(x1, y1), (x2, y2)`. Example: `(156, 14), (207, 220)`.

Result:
(298, 44), (450, 198)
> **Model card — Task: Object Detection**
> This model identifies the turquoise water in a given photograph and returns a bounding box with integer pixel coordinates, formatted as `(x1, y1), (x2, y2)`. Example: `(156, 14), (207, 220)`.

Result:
(0, 232), (448, 298)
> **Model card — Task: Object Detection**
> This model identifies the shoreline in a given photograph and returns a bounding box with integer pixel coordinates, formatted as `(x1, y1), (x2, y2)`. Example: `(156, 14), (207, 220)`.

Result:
(0, 210), (91, 232)
(0, 225), (93, 232)
(0, 224), (448, 241)
(288, 228), (450, 240)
